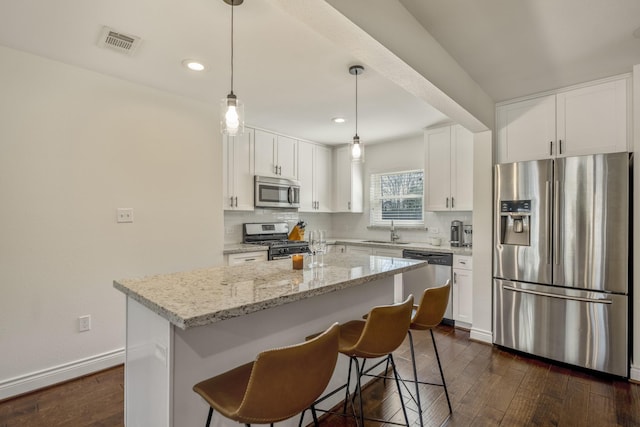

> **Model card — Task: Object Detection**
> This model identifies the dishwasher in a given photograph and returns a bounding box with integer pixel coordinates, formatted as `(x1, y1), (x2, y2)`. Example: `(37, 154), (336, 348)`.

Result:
(402, 249), (453, 325)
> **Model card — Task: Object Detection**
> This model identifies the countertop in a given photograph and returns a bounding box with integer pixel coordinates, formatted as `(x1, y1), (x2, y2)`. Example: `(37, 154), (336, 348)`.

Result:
(113, 253), (426, 330)
(223, 239), (473, 256)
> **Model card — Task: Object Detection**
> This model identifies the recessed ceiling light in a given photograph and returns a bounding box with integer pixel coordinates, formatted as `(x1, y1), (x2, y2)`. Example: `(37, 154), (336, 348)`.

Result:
(332, 117), (346, 124)
(182, 59), (205, 71)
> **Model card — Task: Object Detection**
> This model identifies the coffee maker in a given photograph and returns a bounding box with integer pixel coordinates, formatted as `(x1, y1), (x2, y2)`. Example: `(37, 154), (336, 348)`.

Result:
(450, 220), (463, 247)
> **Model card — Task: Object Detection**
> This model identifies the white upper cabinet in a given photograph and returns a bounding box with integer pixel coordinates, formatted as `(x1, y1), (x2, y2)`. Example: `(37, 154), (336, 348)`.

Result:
(254, 129), (298, 179)
(298, 141), (333, 212)
(222, 128), (255, 211)
(334, 146), (363, 213)
(425, 124), (473, 211)
(497, 76), (629, 163)
(556, 78), (628, 157)
(496, 95), (556, 163)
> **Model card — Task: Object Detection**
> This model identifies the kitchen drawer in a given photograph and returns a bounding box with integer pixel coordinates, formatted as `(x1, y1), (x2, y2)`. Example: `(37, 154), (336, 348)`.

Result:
(227, 251), (268, 265)
(453, 255), (472, 270)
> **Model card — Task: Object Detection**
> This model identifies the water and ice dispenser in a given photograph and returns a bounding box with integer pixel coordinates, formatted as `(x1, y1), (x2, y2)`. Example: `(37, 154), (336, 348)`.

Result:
(499, 200), (531, 246)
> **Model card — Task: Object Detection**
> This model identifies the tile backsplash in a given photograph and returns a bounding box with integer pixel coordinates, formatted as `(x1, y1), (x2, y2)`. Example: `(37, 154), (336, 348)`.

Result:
(224, 210), (333, 244)
(224, 210), (472, 246)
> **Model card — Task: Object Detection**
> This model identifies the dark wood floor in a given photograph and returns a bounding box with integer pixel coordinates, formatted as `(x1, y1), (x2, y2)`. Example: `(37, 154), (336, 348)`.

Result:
(1, 325), (638, 426)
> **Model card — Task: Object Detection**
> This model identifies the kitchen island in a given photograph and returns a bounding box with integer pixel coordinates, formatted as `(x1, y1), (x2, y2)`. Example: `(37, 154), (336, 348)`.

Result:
(114, 253), (427, 427)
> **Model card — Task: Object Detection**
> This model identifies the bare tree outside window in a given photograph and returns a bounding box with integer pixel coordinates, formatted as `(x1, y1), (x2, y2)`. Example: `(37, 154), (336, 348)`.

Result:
(370, 170), (424, 226)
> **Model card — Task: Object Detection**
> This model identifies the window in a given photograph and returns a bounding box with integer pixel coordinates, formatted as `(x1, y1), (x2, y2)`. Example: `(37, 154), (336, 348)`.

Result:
(370, 169), (424, 226)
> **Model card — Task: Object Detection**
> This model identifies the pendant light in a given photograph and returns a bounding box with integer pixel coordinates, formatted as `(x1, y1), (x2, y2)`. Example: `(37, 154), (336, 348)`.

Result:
(220, 0), (244, 136)
(349, 65), (364, 162)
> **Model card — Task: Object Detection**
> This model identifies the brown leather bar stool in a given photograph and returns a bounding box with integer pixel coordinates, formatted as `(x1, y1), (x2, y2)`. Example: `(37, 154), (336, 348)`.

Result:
(319, 295), (414, 426)
(406, 280), (452, 427)
(193, 322), (340, 427)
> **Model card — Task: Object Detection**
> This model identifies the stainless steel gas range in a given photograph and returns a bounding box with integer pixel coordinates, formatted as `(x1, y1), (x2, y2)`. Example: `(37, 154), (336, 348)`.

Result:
(243, 222), (309, 260)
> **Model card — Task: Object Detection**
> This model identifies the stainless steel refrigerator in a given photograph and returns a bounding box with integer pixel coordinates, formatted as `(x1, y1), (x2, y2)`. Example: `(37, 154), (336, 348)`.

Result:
(493, 152), (631, 377)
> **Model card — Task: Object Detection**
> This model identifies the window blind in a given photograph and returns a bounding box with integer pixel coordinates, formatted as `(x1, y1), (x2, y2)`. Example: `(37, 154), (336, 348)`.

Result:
(370, 169), (424, 226)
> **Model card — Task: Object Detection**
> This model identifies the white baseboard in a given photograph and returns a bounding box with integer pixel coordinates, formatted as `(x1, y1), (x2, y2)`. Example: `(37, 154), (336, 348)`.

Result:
(469, 327), (493, 344)
(630, 364), (640, 382)
(0, 348), (125, 401)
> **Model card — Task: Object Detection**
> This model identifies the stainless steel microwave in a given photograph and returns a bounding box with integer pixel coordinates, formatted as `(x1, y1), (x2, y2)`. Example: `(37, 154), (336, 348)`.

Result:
(254, 176), (300, 209)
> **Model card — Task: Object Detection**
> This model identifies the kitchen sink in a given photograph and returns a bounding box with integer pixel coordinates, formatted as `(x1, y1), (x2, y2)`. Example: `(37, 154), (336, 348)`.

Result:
(361, 240), (410, 245)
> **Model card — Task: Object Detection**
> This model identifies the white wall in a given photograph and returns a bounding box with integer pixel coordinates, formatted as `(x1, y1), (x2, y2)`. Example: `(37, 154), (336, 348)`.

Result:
(0, 45), (224, 397)
(469, 131), (493, 343)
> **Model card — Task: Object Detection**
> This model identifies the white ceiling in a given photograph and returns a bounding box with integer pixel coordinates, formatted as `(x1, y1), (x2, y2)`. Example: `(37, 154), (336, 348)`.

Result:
(401, 0), (640, 102)
(1, 0), (639, 143)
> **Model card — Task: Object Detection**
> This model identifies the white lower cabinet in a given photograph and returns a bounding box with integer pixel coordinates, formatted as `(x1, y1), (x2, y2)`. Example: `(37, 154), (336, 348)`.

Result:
(372, 248), (403, 257)
(345, 246), (403, 257)
(225, 251), (268, 266)
(452, 255), (472, 326)
(346, 245), (372, 255)
(326, 244), (346, 253)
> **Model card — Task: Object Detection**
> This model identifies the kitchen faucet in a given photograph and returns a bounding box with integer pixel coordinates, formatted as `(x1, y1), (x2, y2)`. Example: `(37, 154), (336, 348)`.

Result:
(390, 220), (400, 243)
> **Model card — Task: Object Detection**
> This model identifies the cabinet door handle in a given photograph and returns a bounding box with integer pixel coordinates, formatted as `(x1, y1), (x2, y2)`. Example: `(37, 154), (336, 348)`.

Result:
(549, 141), (553, 156)
(274, 165), (278, 175)
(559, 139), (563, 155)
(446, 197), (449, 208)
(454, 272), (457, 283)
(278, 165), (282, 175)
(234, 196), (238, 207)
(348, 201), (351, 210)
(230, 196), (234, 207)
(244, 258), (256, 262)
(451, 197), (455, 208)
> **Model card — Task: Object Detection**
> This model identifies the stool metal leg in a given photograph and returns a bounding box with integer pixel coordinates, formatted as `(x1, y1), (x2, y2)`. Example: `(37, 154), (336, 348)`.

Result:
(408, 330), (424, 427)
(311, 405), (320, 426)
(431, 329), (452, 413)
(388, 354), (410, 426)
(343, 356), (354, 414)
(205, 407), (213, 427)
(354, 357), (365, 427)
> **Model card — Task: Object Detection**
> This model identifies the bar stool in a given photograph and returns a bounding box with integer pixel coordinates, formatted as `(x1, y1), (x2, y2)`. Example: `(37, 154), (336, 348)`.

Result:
(407, 281), (452, 426)
(192, 322), (340, 427)
(314, 295), (414, 426)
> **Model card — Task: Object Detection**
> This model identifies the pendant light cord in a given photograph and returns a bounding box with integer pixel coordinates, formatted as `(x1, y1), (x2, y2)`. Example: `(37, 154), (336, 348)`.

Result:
(230, 3), (234, 95)
(355, 68), (358, 137)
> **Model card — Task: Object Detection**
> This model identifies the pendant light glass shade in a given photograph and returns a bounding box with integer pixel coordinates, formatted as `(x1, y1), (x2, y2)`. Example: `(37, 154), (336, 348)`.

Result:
(351, 134), (362, 160)
(221, 92), (244, 136)
(221, 0), (244, 136)
(349, 65), (364, 162)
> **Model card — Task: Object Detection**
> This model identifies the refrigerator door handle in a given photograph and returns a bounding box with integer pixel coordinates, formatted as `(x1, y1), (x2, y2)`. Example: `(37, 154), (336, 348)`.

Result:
(554, 179), (560, 266)
(545, 180), (551, 265)
(503, 285), (612, 304)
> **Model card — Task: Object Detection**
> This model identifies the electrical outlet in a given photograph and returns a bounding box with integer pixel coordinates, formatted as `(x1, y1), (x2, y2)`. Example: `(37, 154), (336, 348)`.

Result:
(78, 315), (91, 332)
(117, 208), (134, 223)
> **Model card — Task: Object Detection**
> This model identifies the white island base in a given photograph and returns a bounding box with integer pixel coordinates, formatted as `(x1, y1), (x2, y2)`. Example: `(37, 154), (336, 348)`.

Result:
(125, 274), (401, 427)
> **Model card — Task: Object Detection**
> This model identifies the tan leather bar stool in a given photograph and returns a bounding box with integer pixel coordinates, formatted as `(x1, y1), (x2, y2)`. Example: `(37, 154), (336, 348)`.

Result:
(407, 281), (452, 426)
(193, 322), (340, 427)
(313, 295), (414, 426)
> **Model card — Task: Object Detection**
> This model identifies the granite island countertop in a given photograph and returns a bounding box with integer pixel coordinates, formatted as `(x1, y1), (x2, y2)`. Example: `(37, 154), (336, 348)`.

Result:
(113, 253), (426, 330)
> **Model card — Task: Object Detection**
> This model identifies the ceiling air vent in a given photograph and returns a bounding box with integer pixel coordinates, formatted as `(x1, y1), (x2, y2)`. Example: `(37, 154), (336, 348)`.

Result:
(97, 26), (141, 56)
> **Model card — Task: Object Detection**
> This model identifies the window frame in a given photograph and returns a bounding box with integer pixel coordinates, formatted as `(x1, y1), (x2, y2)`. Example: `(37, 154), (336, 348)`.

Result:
(369, 169), (424, 227)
